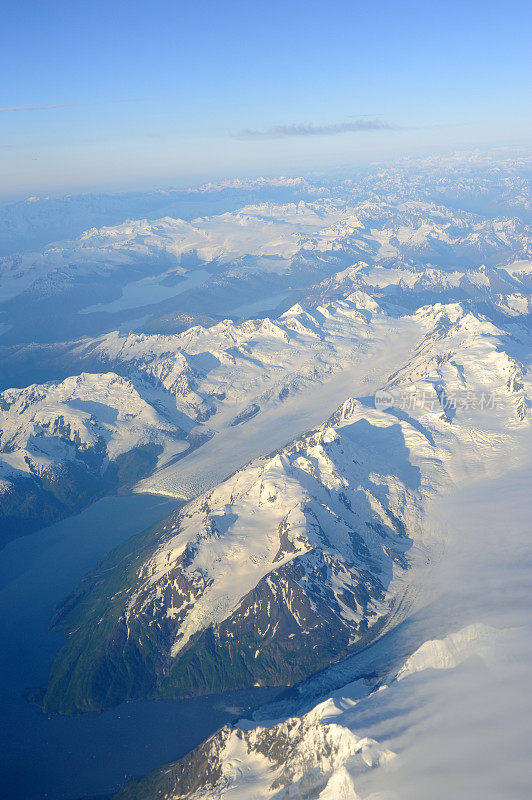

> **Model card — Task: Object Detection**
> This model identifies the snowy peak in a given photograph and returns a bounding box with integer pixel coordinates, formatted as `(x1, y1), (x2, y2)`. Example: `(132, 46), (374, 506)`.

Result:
(0, 371), (186, 545)
(112, 622), (509, 800)
(314, 260), (532, 319)
(0, 371), (181, 468)
(391, 623), (510, 682)
(38, 393), (429, 712)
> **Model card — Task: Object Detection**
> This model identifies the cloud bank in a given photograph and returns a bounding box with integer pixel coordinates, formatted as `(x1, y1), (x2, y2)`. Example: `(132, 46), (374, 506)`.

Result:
(237, 119), (398, 138)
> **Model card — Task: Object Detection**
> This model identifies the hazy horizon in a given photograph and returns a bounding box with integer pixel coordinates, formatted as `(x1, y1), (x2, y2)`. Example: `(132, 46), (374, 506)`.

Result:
(2, 0), (530, 198)
(1, 143), (530, 205)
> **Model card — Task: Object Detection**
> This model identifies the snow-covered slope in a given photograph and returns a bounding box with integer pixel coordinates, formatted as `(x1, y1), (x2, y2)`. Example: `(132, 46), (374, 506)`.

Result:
(0, 199), (341, 306)
(0, 293), (396, 542)
(10, 279), (526, 548)
(112, 623), (507, 800)
(0, 372), (186, 545)
(71, 294), (383, 429)
(316, 260), (532, 311)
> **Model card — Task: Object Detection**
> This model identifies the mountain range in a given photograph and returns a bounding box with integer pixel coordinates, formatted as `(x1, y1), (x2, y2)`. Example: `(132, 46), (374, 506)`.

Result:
(0, 152), (530, 800)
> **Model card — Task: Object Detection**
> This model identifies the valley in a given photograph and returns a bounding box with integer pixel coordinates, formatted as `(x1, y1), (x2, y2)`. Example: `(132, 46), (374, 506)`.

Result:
(0, 154), (530, 800)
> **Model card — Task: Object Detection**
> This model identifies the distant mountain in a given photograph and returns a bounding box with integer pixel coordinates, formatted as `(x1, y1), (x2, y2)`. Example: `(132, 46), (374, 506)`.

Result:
(1, 190), (529, 345)
(0, 177), (321, 257)
(316, 260), (532, 314)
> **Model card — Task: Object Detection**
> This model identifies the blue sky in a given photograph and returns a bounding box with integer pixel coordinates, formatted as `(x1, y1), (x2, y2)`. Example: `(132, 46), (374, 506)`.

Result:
(1, 0), (531, 198)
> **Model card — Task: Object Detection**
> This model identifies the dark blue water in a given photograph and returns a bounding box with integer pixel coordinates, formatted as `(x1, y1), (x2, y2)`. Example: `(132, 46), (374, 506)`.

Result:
(0, 494), (278, 800)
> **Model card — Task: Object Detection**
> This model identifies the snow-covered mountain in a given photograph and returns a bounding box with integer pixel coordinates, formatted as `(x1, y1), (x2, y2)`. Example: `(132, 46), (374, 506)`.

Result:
(3, 250), (528, 511)
(0, 177), (322, 258)
(0, 291), (407, 547)
(0, 372), (186, 546)
(3, 198), (528, 309)
(1, 169), (529, 347)
(111, 623), (511, 800)
(35, 286), (530, 713)
(315, 260), (532, 313)
(36, 394), (422, 713)
(71, 295), (383, 429)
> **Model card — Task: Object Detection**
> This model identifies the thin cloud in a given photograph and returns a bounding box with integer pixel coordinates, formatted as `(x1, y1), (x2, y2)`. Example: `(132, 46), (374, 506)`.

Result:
(237, 119), (398, 138)
(0, 99), (145, 113)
